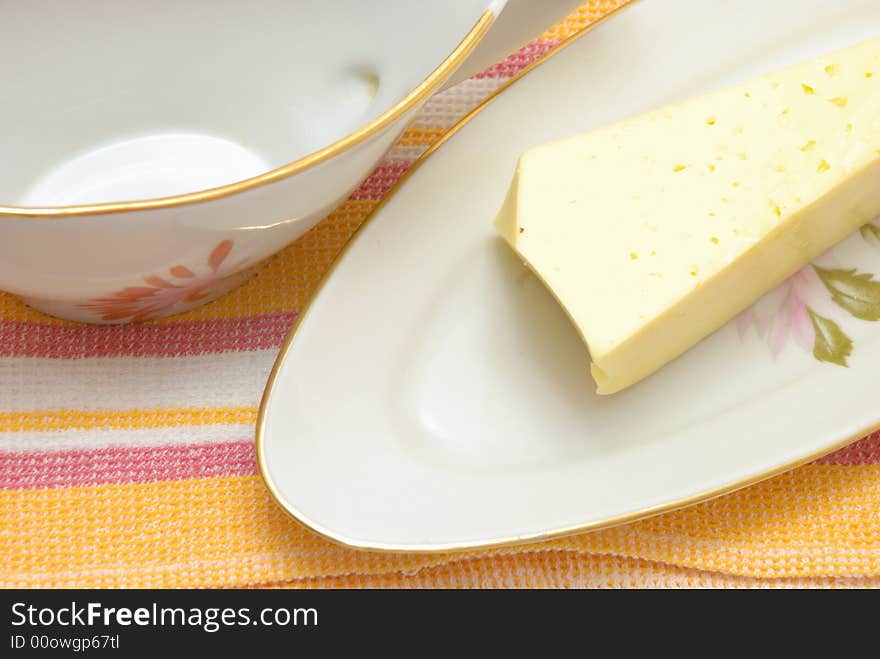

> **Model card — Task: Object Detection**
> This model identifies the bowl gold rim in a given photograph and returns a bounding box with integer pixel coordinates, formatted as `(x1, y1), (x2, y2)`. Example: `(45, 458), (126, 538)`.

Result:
(0, 10), (495, 219)
(257, 0), (877, 555)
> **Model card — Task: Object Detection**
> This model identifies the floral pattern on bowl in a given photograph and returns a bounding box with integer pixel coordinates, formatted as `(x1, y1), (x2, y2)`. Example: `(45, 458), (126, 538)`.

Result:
(80, 240), (245, 323)
(739, 219), (880, 366)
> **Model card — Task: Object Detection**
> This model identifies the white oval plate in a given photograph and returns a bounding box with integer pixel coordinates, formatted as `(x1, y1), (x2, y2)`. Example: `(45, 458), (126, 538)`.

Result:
(257, 0), (880, 552)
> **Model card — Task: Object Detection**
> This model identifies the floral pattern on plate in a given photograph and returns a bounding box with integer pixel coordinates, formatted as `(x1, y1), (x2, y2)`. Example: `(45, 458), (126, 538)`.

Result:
(739, 219), (880, 366)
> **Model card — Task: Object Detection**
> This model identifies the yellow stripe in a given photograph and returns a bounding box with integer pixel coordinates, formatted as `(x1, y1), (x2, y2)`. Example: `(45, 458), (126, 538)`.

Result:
(540, 0), (630, 40)
(0, 408), (257, 432)
(0, 200), (378, 324)
(279, 552), (880, 589)
(396, 127), (448, 147)
(3, 464), (880, 587)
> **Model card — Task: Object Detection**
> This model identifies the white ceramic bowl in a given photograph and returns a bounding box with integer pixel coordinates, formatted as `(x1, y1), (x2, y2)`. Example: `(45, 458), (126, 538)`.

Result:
(0, 0), (580, 323)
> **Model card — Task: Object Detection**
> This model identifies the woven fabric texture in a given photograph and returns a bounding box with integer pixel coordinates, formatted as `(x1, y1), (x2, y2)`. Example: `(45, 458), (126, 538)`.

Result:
(2, 1), (879, 588)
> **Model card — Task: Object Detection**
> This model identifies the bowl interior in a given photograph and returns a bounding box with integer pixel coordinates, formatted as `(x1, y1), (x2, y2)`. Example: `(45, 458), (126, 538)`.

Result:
(1, 0), (490, 206)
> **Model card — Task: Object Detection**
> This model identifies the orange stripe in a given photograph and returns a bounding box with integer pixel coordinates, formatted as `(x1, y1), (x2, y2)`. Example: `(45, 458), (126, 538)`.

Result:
(0, 408), (257, 432)
(3, 464), (880, 587)
(540, 0), (630, 40)
(396, 127), (448, 147)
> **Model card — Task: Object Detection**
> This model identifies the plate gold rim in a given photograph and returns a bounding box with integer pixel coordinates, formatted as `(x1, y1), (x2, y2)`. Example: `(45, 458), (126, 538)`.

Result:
(0, 11), (495, 218)
(255, 0), (878, 554)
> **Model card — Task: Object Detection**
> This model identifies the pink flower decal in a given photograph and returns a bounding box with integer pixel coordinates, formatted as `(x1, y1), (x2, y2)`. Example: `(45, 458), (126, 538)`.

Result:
(736, 262), (879, 367)
(737, 267), (818, 358)
(82, 240), (238, 323)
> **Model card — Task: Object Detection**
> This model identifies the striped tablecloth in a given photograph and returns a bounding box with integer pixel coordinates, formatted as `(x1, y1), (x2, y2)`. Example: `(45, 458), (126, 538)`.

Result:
(2, 1), (880, 588)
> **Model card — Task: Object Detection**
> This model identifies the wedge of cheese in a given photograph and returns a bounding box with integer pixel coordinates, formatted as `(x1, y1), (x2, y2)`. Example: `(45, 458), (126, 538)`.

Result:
(495, 38), (880, 395)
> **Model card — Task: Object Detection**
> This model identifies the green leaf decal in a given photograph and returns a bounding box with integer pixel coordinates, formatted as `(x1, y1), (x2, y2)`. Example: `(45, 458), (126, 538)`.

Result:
(807, 307), (852, 367)
(813, 265), (880, 321)
(861, 223), (880, 246)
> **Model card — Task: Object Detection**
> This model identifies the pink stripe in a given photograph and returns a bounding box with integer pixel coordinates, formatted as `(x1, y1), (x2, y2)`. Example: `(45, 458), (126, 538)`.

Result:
(473, 40), (562, 79)
(2, 431), (876, 491)
(0, 313), (296, 359)
(0, 441), (256, 490)
(349, 160), (413, 200)
(816, 431), (880, 466)
(345, 40), (562, 202)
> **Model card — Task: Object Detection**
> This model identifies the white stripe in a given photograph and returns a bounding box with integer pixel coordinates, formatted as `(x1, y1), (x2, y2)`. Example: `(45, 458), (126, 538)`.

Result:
(0, 423), (253, 452)
(0, 350), (275, 412)
(382, 145), (428, 163)
(410, 77), (508, 130)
